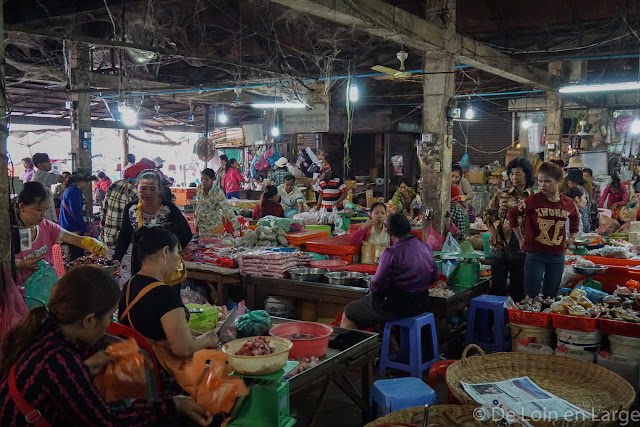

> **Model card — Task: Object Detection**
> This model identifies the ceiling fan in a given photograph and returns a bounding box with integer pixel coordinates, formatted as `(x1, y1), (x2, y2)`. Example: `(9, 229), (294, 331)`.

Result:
(230, 87), (245, 106)
(371, 50), (411, 79)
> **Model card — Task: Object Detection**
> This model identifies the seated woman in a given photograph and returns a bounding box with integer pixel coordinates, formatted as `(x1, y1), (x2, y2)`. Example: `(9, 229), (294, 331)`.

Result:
(390, 178), (419, 217)
(349, 202), (390, 246)
(119, 226), (219, 393)
(252, 185), (284, 220)
(0, 266), (212, 426)
(600, 175), (628, 211)
(341, 214), (438, 330)
(566, 186), (586, 238)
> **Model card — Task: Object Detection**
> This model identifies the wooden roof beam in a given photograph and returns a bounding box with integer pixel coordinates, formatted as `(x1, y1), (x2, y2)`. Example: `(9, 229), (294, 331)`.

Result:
(271, 0), (555, 89)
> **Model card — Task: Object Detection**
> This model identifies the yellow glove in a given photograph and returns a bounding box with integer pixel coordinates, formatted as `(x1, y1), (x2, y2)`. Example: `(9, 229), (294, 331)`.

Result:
(81, 237), (107, 256)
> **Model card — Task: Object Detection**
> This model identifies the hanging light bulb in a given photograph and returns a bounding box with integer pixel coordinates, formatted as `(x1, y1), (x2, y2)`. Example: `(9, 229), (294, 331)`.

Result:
(522, 118), (532, 129)
(631, 117), (640, 134)
(271, 125), (280, 137)
(118, 101), (137, 126)
(464, 105), (474, 120)
(348, 83), (359, 102)
(218, 110), (228, 124)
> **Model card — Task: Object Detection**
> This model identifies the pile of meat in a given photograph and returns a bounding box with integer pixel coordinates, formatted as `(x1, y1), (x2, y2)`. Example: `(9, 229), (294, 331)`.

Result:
(239, 249), (313, 278)
(69, 256), (118, 268)
(285, 356), (321, 378)
(285, 332), (318, 340)
(235, 336), (274, 356)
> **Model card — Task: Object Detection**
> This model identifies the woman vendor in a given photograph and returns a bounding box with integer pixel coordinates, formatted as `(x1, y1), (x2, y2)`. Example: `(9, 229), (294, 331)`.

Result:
(277, 175), (306, 218)
(222, 159), (244, 200)
(13, 182), (106, 286)
(599, 175), (628, 212)
(508, 162), (579, 298)
(482, 157), (534, 302)
(566, 169), (591, 231)
(113, 170), (192, 281)
(119, 226), (219, 395)
(252, 185), (284, 220)
(0, 266), (213, 426)
(340, 214), (438, 330)
(350, 202), (390, 247)
(390, 179), (419, 217)
(195, 168), (240, 235)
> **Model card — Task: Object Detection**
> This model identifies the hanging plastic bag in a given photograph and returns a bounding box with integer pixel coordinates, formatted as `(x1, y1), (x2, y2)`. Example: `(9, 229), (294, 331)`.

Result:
(448, 222), (461, 240)
(94, 338), (147, 402)
(0, 262), (28, 341)
(235, 309), (272, 338)
(441, 232), (460, 255)
(425, 222), (445, 251)
(442, 261), (456, 278)
(460, 152), (470, 170)
(190, 350), (249, 415)
(22, 260), (59, 309)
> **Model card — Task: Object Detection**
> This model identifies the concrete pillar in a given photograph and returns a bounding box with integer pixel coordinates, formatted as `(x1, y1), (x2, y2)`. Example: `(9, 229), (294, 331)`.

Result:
(0, 3), (11, 274)
(120, 129), (128, 170)
(69, 43), (93, 206)
(545, 62), (564, 160)
(421, 0), (456, 236)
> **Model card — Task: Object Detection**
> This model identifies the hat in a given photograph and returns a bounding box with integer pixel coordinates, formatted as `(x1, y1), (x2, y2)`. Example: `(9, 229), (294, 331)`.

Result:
(567, 156), (585, 169)
(451, 185), (462, 203)
(152, 156), (166, 168)
(123, 158), (156, 179)
(275, 157), (288, 168)
(566, 169), (586, 185)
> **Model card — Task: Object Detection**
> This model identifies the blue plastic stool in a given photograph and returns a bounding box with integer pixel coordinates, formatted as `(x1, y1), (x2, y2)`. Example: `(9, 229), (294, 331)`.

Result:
(379, 313), (439, 378)
(370, 378), (437, 419)
(465, 294), (511, 352)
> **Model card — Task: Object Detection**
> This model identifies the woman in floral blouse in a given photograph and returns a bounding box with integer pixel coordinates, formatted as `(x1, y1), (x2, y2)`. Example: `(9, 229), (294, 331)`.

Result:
(195, 168), (240, 235)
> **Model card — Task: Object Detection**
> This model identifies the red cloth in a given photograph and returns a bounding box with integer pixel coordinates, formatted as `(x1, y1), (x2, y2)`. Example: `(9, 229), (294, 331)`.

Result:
(96, 178), (112, 192)
(252, 199), (285, 220)
(507, 192), (579, 254)
(223, 168), (243, 193)
(123, 158), (156, 179)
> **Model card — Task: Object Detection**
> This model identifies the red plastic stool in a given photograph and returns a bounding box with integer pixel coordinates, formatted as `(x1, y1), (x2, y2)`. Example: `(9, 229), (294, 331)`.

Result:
(427, 360), (459, 404)
(52, 244), (65, 277)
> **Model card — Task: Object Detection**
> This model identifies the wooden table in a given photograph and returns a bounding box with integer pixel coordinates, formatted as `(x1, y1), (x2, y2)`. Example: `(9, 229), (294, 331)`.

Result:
(186, 262), (240, 305)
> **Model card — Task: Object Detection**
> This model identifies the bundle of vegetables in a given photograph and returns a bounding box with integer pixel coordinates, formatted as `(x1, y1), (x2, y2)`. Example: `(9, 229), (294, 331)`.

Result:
(240, 226), (289, 248)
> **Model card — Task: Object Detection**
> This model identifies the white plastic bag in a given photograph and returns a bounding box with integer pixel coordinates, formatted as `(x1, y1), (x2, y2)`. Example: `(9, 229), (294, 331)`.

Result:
(441, 232), (460, 255)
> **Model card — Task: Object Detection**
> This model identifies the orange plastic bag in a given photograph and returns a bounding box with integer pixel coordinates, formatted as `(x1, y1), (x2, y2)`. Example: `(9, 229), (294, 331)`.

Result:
(95, 338), (147, 402)
(190, 351), (248, 415)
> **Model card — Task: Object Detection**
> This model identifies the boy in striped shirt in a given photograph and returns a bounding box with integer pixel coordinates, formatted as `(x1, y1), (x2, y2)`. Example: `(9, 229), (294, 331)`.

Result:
(317, 173), (348, 210)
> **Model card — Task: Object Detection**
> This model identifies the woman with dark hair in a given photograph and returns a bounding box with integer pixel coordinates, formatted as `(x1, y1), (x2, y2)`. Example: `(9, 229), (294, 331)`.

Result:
(349, 202), (390, 248)
(599, 175), (628, 212)
(59, 173), (95, 262)
(341, 213), (438, 330)
(482, 157), (535, 300)
(222, 158), (244, 200)
(390, 178), (419, 217)
(19, 157), (35, 183)
(113, 170), (192, 283)
(566, 186), (586, 237)
(14, 182), (105, 286)
(451, 164), (474, 233)
(508, 162), (579, 298)
(252, 185), (284, 220)
(216, 154), (229, 190)
(0, 266), (212, 426)
(195, 168), (240, 235)
(566, 169), (592, 230)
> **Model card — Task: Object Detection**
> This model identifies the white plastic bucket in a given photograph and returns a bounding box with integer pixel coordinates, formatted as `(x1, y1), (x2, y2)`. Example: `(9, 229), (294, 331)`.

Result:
(264, 296), (293, 318)
(609, 334), (640, 360)
(511, 323), (553, 352)
(556, 328), (601, 353)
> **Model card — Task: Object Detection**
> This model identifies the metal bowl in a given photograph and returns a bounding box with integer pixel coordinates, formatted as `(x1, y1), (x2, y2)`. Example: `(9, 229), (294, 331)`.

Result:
(287, 267), (330, 282)
(573, 263), (609, 276)
(324, 271), (370, 287)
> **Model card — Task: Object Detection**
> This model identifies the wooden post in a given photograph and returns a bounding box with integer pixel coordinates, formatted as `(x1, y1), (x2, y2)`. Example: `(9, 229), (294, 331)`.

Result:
(69, 43), (93, 206)
(120, 129), (129, 170)
(421, 0), (456, 236)
(0, 3), (11, 276)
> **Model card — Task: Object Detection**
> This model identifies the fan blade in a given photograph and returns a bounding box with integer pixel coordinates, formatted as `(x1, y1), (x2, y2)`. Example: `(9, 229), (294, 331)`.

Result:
(371, 65), (411, 79)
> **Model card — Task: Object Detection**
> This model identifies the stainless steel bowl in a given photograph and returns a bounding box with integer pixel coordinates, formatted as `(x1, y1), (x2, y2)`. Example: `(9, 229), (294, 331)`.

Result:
(573, 263), (609, 276)
(324, 271), (370, 287)
(287, 267), (330, 282)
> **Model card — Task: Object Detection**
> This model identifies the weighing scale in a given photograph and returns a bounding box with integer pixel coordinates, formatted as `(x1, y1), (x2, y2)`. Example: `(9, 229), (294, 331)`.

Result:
(228, 361), (299, 427)
(572, 264), (608, 291)
(572, 238), (589, 256)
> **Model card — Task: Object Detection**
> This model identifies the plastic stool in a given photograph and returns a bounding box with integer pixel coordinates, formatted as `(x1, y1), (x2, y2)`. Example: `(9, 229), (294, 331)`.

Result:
(370, 377), (437, 418)
(465, 294), (511, 352)
(379, 313), (439, 378)
(427, 360), (460, 404)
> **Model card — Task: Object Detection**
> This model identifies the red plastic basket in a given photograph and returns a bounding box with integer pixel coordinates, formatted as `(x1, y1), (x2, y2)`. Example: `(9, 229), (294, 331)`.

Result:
(508, 309), (551, 328)
(551, 313), (599, 332)
(599, 318), (640, 338)
(51, 244), (65, 277)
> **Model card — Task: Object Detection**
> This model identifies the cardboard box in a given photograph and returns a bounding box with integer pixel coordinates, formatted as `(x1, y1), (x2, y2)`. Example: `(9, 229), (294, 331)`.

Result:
(367, 196), (384, 208)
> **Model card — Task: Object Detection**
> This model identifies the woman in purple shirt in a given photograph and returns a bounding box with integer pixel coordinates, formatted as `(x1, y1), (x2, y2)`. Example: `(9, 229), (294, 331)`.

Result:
(341, 213), (438, 330)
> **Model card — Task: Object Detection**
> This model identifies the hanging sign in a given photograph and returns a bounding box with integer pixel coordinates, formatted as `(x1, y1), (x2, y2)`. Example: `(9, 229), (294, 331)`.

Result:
(280, 103), (329, 133)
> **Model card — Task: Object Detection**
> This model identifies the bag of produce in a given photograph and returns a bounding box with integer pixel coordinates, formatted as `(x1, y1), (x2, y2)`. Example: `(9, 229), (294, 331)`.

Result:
(361, 241), (388, 264)
(94, 338), (147, 402)
(235, 309), (272, 338)
(22, 260), (59, 309)
(186, 304), (219, 333)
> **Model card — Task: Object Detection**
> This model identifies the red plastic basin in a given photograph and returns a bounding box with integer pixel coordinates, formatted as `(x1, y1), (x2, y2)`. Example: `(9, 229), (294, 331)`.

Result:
(309, 260), (348, 271)
(269, 321), (333, 358)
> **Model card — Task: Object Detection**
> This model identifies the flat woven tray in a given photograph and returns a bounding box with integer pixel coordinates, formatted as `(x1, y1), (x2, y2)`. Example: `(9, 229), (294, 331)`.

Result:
(364, 404), (497, 427)
(446, 345), (635, 427)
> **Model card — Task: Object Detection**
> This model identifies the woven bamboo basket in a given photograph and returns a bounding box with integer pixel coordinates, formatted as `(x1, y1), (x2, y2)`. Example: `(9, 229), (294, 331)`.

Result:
(446, 345), (635, 427)
(364, 404), (497, 427)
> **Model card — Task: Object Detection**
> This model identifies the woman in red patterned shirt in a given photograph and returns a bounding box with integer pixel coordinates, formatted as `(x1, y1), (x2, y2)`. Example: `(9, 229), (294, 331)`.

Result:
(0, 266), (213, 426)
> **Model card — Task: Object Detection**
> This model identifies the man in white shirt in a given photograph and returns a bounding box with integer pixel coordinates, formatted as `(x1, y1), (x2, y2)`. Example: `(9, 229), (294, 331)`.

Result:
(276, 175), (305, 218)
(31, 152), (65, 222)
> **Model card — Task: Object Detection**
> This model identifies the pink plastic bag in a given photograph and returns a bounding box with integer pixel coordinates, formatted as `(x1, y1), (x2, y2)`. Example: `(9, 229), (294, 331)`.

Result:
(0, 262), (29, 340)
(255, 154), (270, 172)
(425, 222), (445, 251)
(448, 222), (461, 240)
